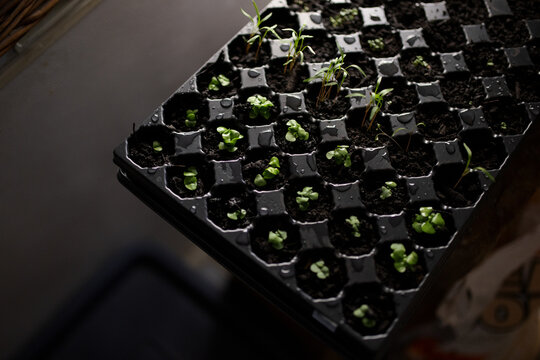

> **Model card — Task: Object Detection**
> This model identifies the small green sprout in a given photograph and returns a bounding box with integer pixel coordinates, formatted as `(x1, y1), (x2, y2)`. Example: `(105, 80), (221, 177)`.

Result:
(152, 140), (163, 152)
(247, 94), (274, 120)
(500, 122), (507, 130)
(412, 55), (430, 69)
(242, 1), (280, 59)
(454, 143), (496, 188)
(380, 181), (397, 200)
(486, 59), (494, 67)
(412, 207), (445, 235)
(390, 243), (418, 273)
(183, 166), (198, 191)
(217, 127), (244, 152)
(254, 156), (280, 187)
(185, 109), (198, 127)
(208, 74), (231, 91)
(353, 304), (376, 328)
(227, 209), (247, 221)
(348, 76), (393, 131)
(326, 145), (352, 168)
(268, 229), (287, 250)
(367, 37), (385, 52)
(310, 260), (330, 279)
(283, 25), (315, 73)
(296, 186), (319, 211)
(285, 119), (309, 142)
(329, 8), (358, 28)
(345, 215), (362, 238)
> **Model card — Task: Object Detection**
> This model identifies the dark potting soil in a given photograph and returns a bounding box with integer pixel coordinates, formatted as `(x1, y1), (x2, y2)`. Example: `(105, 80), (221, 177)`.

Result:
(399, 50), (444, 83)
(507, 0), (540, 19)
(360, 27), (401, 58)
(127, 125), (174, 168)
(434, 166), (483, 208)
(315, 145), (364, 184)
(346, 112), (392, 148)
(405, 207), (455, 248)
(375, 242), (426, 291)
(242, 153), (288, 190)
(341, 53), (377, 89)
(303, 33), (339, 63)
(265, 60), (309, 94)
(286, 0), (324, 12)
(284, 179), (332, 222)
(196, 56), (240, 99)
(295, 248), (348, 299)
(459, 131), (505, 170)
(203, 122), (248, 160)
(386, 0), (426, 29)
(322, 5), (363, 35)
(342, 283), (396, 336)
(529, 45), (540, 68)
(359, 174), (409, 215)
(233, 94), (280, 126)
(349, 0), (383, 6)
(483, 99), (531, 135)
(250, 217), (302, 264)
(415, 105), (462, 141)
(446, 0), (488, 24)
(486, 17), (530, 48)
(329, 211), (379, 256)
(506, 71), (540, 103)
(273, 115), (319, 154)
(166, 163), (213, 198)
(228, 36), (272, 68)
(260, 8), (300, 38)
(423, 19), (467, 52)
(381, 79), (418, 114)
(463, 45), (508, 77)
(440, 77), (485, 108)
(305, 85), (351, 120)
(163, 92), (209, 132)
(207, 189), (255, 230)
(387, 136), (436, 177)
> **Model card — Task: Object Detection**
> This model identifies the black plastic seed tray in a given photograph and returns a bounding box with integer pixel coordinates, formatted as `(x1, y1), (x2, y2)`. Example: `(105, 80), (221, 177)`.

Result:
(114, 0), (539, 357)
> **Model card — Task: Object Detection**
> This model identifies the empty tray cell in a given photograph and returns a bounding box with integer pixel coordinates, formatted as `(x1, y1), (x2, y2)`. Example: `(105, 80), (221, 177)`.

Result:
(243, 152), (288, 190)
(165, 161), (214, 198)
(482, 99), (531, 135)
(163, 92), (209, 132)
(316, 143), (364, 184)
(463, 45), (509, 76)
(423, 19), (466, 52)
(482, 76), (512, 100)
(504, 47), (534, 68)
(250, 215), (302, 264)
(433, 164), (483, 208)
(486, 17), (529, 47)
(415, 105), (461, 141)
(505, 70), (540, 103)
(458, 131), (507, 170)
(274, 115), (320, 154)
(387, 136), (436, 177)
(399, 29), (428, 50)
(284, 178), (333, 222)
(331, 183), (365, 211)
(207, 185), (256, 230)
(463, 24), (491, 44)
(445, 0), (488, 24)
(359, 172), (410, 215)
(240, 67), (268, 89)
(196, 54), (241, 99)
(508, 1), (540, 19)
(322, 4), (363, 34)
(375, 241), (427, 290)
(386, 1), (426, 29)
(288, 153), (319, 178)
(440, 77), (484, 108)
(405, 175), (439, 204)
(127, 125), (175, 168)
(405, 205), (456, 248)
(361, 27), (402, 57)
(440, 51), (469, 74)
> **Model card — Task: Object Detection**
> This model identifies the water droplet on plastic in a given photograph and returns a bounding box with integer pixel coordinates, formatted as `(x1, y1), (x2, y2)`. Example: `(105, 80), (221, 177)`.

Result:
(310, 14), (322, 24)
(260, 207), (269, 215)
(257, 130), (273, 147)
(370, 15), (381, 21)
(344, 36), (356, 44)
(379, 62), (399, 76)
(283, 106), (288, 113)
(248, 69), (260, 78)
(446, 143), (456, 154)
(321, 124), (338, 137)
(147, 168), (157, 174)
(388, 217), (402, 227)
(216, 113), (224, 120)
(286, 95), (303, 111)
(279, 267), (294, 279)
(220, 99), (232, 108)
(398, 113), (414, 124)
(300, 168), (305, 174)
(190, 205), (197, 213)
(380, 226), (387, 234)
(407, 35), (420, 46)
(409, 182), (419, 195)
(151, 113), (159, 122)
(426, 249), (434, 258)
(280, 43), (290, 52)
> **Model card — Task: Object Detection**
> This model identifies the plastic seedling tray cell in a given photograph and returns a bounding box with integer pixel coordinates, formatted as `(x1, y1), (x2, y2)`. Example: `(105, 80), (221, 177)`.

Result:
(114, 0), (540, 358)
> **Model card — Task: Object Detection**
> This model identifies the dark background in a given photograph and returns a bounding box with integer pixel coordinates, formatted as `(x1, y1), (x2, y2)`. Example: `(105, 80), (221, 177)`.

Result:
(0, 1), (269, 358)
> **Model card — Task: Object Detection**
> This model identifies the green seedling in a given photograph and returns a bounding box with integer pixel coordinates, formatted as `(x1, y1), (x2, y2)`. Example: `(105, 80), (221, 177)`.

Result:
(183, 166), (198, 191)
(296, 186), (319, 211)
(412, 207), (445, 235)
(241, 1), (280, 59)
(390, 243), (418, 273)
(185, 109), (198, 127)
(217, 127), (244, 152)
(346, 215), (362, 238)
(227, 209), (247, 221)
(247, 94), (274, 120)
(454, 143), (496, 188)
(152, 140), (163, 152)
(282, 25), (315, 73)
(380, 181), (397, 200)
(310, 260), (330, 279)
(326, 145), (352, 168)
(305, 49), (365, 106)
(329, 8), (358, 28)
(486, 59), (494, 67)
(348, 76), (393, 131)
(500, 122), (507, 130)
(412, 55), (430, 69)
(285, 119), (309, 142)
(353, 304), (376, 328)
(367, 37), (385, 52)
(208, 74), (231, 91)
(254, 156), (280, 187)
(268, 229), (287, 250)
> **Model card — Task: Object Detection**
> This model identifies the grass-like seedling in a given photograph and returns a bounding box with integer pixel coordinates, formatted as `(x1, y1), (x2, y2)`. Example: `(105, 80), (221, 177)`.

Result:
(412, 207), (445, 235)
(454, 143), (496, 188)
(227, 209), (247, 221)
(349, 77), (393, 131)
(268, 229), (287, 250)
(285, 119), (309, 142)
(241, 1), (280, 59)
(305, 50), (365, 106)
(247, 94), (274, 120)
(326, 145), (352, 168)
(353, 304), (376, 328)
(412, 55), (430, 69)
(282, 25), (314, 74)
(380, 181), (397, 200)
(208, 74), (231, 91)
(390, 243), (418, 273)
(346, 215), (362, 238)
(329, 8), (359, 28)
(185, 109), (198, 128)
(183, 167), (198, 191)
(296, 186), (319, 211)
(367, 37), (385, 52)
(152, 140), (163, 152)
(217, 127), (244, 152)
(310, 260), (330, 279)
(254, 156), (280, 187)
